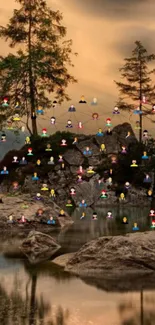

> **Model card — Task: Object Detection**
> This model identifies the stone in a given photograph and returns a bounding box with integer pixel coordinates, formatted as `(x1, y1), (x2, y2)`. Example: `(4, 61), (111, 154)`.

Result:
(63, 149), (84, 166)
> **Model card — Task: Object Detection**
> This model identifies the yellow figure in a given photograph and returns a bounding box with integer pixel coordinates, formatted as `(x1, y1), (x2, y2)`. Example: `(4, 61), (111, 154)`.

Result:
(120, 193), (125, 200)
(50, 189), (55, 197)
(59, 209), (65, 216)
(123, 217), (128, 223)
(45, 143), (52, 151)
(148, 189), (152, 196)
(100, 143), (106, 152)
(41, 183), (49, 191)
(36, 159), (41, 166)
(87, 166), (95, 174)
(130, 160), (138, 167)
(25, 136), (31, 144)
(13, 114), (20, 121)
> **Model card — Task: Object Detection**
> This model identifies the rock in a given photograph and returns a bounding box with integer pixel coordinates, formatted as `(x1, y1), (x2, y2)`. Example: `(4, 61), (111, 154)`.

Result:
(71, 174), (101, 206)
(52, 253), (75, 267)
(65, 231), (155, 291)
(20, 231), (61, 264)
(63, 149), (84, 166)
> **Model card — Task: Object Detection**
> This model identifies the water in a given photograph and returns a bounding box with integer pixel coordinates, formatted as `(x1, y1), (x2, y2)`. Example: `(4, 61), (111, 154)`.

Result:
(0, 206), (155, 325)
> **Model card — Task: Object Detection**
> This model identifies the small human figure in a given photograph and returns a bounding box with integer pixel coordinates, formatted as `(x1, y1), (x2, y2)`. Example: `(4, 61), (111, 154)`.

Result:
(96, 128), (104, 136)
(77, 166), (84, 174)
(147, 189), (153, 198)
(31, 112), (36, 119)
(47, 216), (56, 225)
(34, 193), (43, 201)
(15, 101), (20, 110)
(0, 166), (9, 175)
(59, 209), (65, 217)
(79, 199), (87, 207)
(107, 177), (112, 186)
(32, 172), (39, 181)
(7, 215), (15, 224)
(18, 215), (28, 223)
(143, 174), (151, 183)
(12, 156), (19, 163)
(91, 98), (97, 105)
(77, 175), (83, 182)
(36, 159), (41, 166)
(41, 183), (49, 191)
(142, 95), (146, 104)
(78, 121), (83, 129)
(1, 133), (6, 142)
(36, 208), (44, 217)
(92, 113), (99, 120)
(106, 211), (113, 218)
(106, 128), (112, 135)
(100, 190), (108, 198)
(21, 126), (25, 132)
(80, 212), (86, 219)
(2, 97), (9, 107)
(73, 137), (78, 144)
(21, 202), (29, 209)
(151, 220), (155, 228)
(143, 130), (148, 138)
(132, 222), (139, 231)
(111, 156), (117, 164)
(45, 143), (52, 151)
(152, 105), (155, 113)
(68, 104), (76, 112)
(25, 136), (31, 145)
(142, 151), (149, 160)
(61, 162), (65, 170)
(50, 189), (56, 198)
(7, 120), (13, 130)
(61, 139), (67, 146)
(83, 146), (92, 156)
(122, 217), (128, 224)
(48, 156), (55, 165)
(27, 148), (33, 156)
(121, 146), (127, 154)
(19, 157), (28, 165)
(124, 181), (130, 190)
(113, 106), (120, 114)
(126, 131), (131, 138)
(79, 95), (86, 103)
(120, 193), (125, 200)
(149, 209), (155, 217)
(12, 181), (19, 190)
(13, 113), (20, 121)
(87, 166), (95, 174)
(135, 121), (141, 129)
(41, 128), (48, 137)
(66, 199), (73, 207)
(50, 116), (56, 124)
(70, 187), (76, 195)
(130, 160), (138, 167)
(106, 118), (112, 127)
(100, 143), (106, 152)
(58, 155), (63, 162)
(66, 119), (73, 128)
(92, 212), (98, 220)
(133, 107), (142, 114)
(36, 106), (44, 114)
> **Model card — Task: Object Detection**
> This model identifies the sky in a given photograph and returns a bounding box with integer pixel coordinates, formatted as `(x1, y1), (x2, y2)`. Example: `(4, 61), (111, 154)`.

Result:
(0, 0), (155, 135)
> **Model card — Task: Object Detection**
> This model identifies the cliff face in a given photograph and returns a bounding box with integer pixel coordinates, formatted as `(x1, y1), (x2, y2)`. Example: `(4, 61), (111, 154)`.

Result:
(0, 123), (152, 207)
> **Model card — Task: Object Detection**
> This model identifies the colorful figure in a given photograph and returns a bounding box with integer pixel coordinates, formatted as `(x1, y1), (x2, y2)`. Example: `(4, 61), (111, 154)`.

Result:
(7, 120), (13, 130)
(135, 121), (141, 129)
(2, 97), (9, 107)
(92, 113), (99, 120)
(1, 133), (6, 142)
(25, 136), (31, 145)
(47, 217), (56, 225)
(80, 212), (86, 219)
(126, 131), (131, 138)
(113, 106), (120, 114)
(100, 143), (106, 152)
(12, 156), (19, 163)
(79, 95), (86, 103)
(61, 139), (67, 146)
(78, 121), (83, 129)
(151, 220), (155, 228)
(73, 137), (78, 144)
(87, 166), (95, 174)
(45, 143), (52, 151)
(36, 106), (44, 114)
(106, 128), (112, 135)
(134, 107), (142, 114)
(122, 217), (128, 224)
(106, 118), (112, 127)
(50, 189), (56, 198)
(106, 211), (113, 218)
(96, 128), (104, 136)
(142, 151), (148, 160)
(59, 209), (65, 217)
(92, 212), (98, 220)
(50, 116), (56, 124)
(111, 156), (117, 164)
(13, 113), (20, 121)
(27, 148), (33, 156)
(147, 189), (153, 198)
(79, 199), (87, 207)
(66, 119), (73, 128)
(149, 209), (155, 217)
(124, 182), (130, 190)
(41, 183), (49, 191)
(32, 172), (39, 181)
(41, 128), (48, 137)
(68, 104), (76, 112)
(58, 155), (63, 162)
(48, 156), (55, 165)
(77, 175), (83, 182)
(132, 222), (139, 231)
(77, 166), (84, 174)
(130, 160), (138, 167)
(0, 166), (9, 175)
(120, 193), (125, 200)
(12, 181), (19, 190)
(35, 193), (43, 201)
(66, 199), (73, 207)
(70, 187), (76, 195)
(31, 112), (37, 119)
(143, 130), (148, 138)
(83, 146), (92, 156)
(100, 190), (108, 198)
(121, 145), (127, 154)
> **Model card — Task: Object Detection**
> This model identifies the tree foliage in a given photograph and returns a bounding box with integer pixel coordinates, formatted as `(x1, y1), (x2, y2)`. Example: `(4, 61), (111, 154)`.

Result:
(0, 0), (77, 134)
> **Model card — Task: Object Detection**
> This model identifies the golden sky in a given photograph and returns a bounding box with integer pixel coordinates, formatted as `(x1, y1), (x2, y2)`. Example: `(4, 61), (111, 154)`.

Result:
(1, 0), (155, 134)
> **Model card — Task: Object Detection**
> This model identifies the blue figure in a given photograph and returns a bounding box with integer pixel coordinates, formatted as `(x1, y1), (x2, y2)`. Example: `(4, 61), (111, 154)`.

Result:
(142, 152), (148, 160)
(79, 200), (87, 207)
(96, 128), (104, 136)
(1, 167), (9, 175)
(36, 107), (44, 115)
(134, 108), (142, 115)
(68, 105), (76, 112)
(47, 217), (56, 225)
(132, 223), (139, 231)
(32, 173), (39, 181)
(83, 147), (92, 156)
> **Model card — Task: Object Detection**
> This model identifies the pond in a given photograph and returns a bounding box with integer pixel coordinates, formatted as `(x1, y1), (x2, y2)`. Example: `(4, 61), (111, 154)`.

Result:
(0, 206), (155, 325)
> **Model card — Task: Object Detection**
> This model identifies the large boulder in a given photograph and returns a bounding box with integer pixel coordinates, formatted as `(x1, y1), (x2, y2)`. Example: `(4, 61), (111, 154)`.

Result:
(65, 231), (155, 291)
(20, 231), (61, 264)
(63, 149), (84, 166)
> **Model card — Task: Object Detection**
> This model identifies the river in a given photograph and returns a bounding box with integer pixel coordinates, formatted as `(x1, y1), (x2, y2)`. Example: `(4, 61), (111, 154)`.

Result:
(0, 206), (155, 325)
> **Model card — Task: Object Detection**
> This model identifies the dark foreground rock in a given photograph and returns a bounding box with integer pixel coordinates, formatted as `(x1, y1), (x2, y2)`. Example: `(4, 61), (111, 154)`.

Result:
(65, 231), (155, 291)
(20, 231), (61, 264)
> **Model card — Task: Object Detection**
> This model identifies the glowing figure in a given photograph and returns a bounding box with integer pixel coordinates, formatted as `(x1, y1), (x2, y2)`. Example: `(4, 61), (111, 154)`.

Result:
(77, 175), (83, 182)
(61, 139), (67, 146)
(121, 146), (127, 154)
(41, 128), (48, 137)
(79, 199), (87, 207)
(106, 118), (112, 127)
(45, 143), (52, 151)
(36, 106), (44, 114)
(100, 143), (106, 152)
(147, 189), (153, 198)
(96, 128), (104, 136)
(27, 148), (33, 156)
(149, 209), (155, 217)
(132, 222), (139, 231)
(83, 147), (92, 156)
(0, 166), (9, 175)
(25, 136), (31, 144)
(66, 119), (73, 128)
(120, 193), (125, 200)
(1, 133), (6, 142)
(66, 199), (73, 207)
(58, 155), (63, 162)
(113, 106), (120, 114)
(36, 159), (41, 166)
(122, 217), (128, 224)
(130, 160), (138, 167)
(106, 211), (113, 218)
(41, 183), (49, 191)
(12, 181), (19, 190)
(2, 98), (9, 107)
(111, 156), (117, 164)
(48, 156), (55, 165)
(79, 95), (86, 103)
(87, 166), (95, 174)
(12, 156), (19, 163)
(92, 212), (98, 220)
(124, 182), (130, 189)
(142, 151), (148, 160)
(50, 189), (56, 198)
(134, 107), (142, 114)
(91, 98), (97, 105)
(70, 187), (76, 195)
(78, 121), (83, 129)
(73, 137), (78, 144)
(80, 212), (86, 219)
(15, 101), (20, 110)
(143, 174), (151, 183)
(50, 116), (56, 124)
(13, 114), (20, 121)
(32, 172), (39, 181)
(151, 220), (155, 228)
(100, 190), (108, 198)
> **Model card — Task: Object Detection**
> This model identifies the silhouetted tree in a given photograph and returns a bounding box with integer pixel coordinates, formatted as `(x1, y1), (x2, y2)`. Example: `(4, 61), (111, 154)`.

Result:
(0, 0), (77, 135)
(115, 41), (155, 142)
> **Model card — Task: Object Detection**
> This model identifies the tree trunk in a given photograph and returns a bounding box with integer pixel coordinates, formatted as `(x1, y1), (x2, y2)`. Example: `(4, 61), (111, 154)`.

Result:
(28, 1), (38, 135)
(139, 53), (142, 143)
(29, 275), (37, 325)
(140, 290), (144, 325)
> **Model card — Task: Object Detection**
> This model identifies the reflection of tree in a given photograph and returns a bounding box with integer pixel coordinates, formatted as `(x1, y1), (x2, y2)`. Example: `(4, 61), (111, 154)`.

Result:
(0, 271), (70, 325)
(119, 290), (155, 325)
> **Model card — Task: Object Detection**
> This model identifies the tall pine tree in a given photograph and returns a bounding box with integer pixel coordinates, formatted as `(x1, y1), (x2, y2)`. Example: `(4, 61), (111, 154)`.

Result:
(0, 0), (77, 135)
(114, 41), (155, 142)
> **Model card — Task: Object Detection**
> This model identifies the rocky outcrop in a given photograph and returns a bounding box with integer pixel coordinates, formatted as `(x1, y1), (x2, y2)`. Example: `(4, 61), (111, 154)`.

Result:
(20, 231), (61, 264)
(65, 231), (155, 291)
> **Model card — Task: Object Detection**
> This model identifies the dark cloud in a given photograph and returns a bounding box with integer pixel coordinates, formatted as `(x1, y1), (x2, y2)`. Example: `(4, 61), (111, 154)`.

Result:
(65, 0), (148, 19)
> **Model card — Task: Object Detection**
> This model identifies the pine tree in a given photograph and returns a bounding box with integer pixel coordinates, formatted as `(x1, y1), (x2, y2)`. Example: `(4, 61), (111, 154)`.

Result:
(0, 0), (77, 135)
(114, 41), (155, 142)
